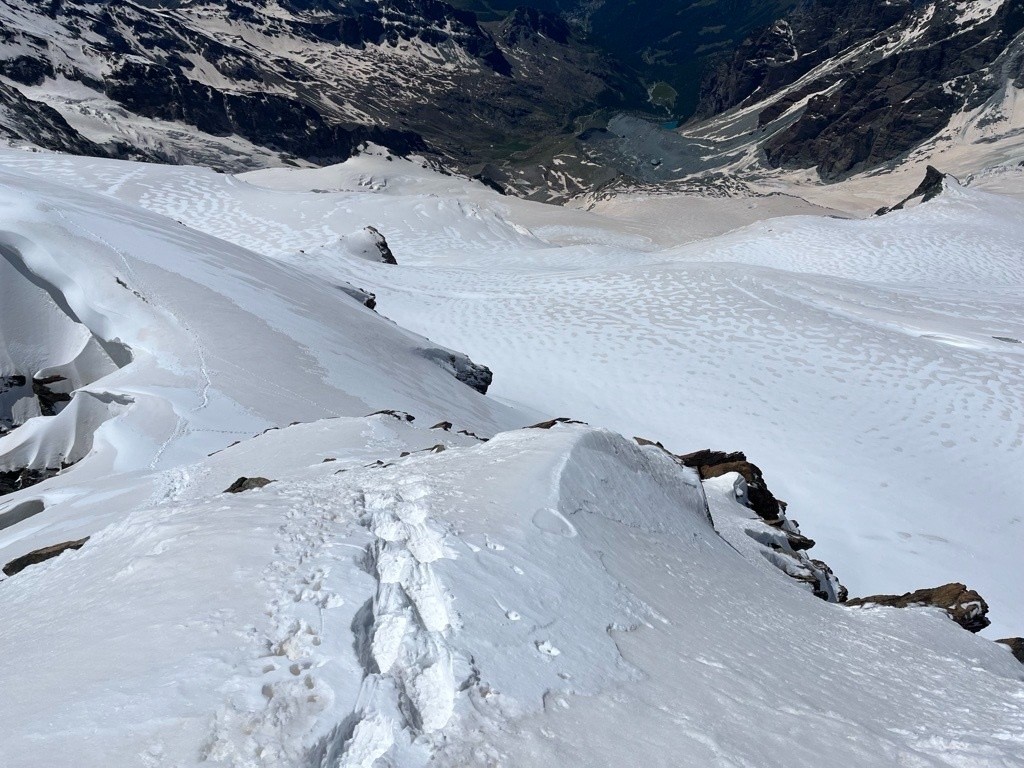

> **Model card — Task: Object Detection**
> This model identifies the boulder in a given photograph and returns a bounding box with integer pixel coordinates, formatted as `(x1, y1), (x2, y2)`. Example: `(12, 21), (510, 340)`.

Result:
(368, 410), (415, 422)
(846, 583), (991, 633)
(224, 476), (273, 493)
(3, 537), (89, 576)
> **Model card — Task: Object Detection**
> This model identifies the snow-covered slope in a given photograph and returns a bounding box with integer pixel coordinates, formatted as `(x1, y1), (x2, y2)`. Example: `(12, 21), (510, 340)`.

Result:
(1, 147), (1022, 766)
(5, 147), (1017, 633)
(3, 416), (1023, 767)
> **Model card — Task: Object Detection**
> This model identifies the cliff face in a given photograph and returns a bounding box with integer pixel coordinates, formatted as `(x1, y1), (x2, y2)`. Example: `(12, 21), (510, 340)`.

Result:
(0, 0), (634, 175)
(697, 0), (1024, 178)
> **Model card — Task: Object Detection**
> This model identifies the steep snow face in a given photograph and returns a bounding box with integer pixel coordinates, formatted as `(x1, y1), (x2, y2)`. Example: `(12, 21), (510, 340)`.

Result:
(1, 418), (1021, 767)
(0, 154), (519, 522)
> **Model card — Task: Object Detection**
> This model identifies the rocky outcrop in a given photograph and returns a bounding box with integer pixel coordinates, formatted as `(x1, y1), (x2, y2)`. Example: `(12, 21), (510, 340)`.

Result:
(2, 537), (89, 577)
(997, 637), (1024, 664)
(500, 8), (571, 47)
(530, 417), (587, 430)
(103, 58), (427, 166)
(634, 439), (846, 602)
(0, 0), (634, 193)
(676, 449), (786, 523)
(419, 349), (493, 394)
(0, 82), (123, 159)
(846, 583), (991, 633)
(364, 227), (397, 265)
(337, 284), (377, 311)
(31, 376), (73, 417)
(698, 0), (1024, 179)
(876, 166), (950, 215)
(0, 467), (62, 498)
(224, 477), (273, 493)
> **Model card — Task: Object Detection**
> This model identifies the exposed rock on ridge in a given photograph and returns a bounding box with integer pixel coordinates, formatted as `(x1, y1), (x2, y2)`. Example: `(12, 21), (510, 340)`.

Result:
(846, 583), (992, 633)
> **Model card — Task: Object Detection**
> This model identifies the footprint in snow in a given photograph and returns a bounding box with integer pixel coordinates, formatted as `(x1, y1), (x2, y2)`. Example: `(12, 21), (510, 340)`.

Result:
(535, 640), (560, 657)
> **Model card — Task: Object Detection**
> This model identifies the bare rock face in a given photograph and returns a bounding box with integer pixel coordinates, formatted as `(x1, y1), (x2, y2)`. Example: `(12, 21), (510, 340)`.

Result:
(698, 0), (1024, 179)
(418, 348), (493, 394)
(677, 449), (785, 523)
(846, 583), (991, 633)
(224, 476), (273, 493)
(634, 439), (846, 602)
(364, 226), (397, 265)
(876, 166), (950, 216)
(3, 538), (89, 577)
(997, 638), (1024, 664)
(0, 467), (63, 498)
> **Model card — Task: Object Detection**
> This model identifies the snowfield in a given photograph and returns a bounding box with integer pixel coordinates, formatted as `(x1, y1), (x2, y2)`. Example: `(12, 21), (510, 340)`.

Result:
(0, 146), (1022, 766)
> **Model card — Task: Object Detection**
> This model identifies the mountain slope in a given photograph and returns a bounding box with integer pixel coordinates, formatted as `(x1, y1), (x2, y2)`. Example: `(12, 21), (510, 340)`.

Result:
(0, 143), (1022, 766)
(692, 0), (1024, 179)
(4, 146), (1020, 641)
(0, 0), (634, 178)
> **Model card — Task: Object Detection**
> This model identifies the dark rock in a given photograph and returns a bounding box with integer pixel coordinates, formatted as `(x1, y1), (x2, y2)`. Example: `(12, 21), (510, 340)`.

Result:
(786, 532), (816, 551)
(877, 166), (950, 215)
(634, 438), (846, 602)
(431, 421), (453, 430)
(419, 349), (493, 394)
(698, 0), (1024, 179)
(0, 0), (636, 199)
(678, 450), (785, 523)
(0, 54), (54, 86)
(337, 284), (377, 310)
(996, 637), (1024, 664)
(0, 81), (120, 159)
(809, 559), (847, 602)
(528, 417), (587, 430)
(500, 7), (571, 47)
(32, 375), (72, 417)
(0, 467), (63, 497)
(368, 410), (416, 422)
(846, 583), (991, 633)
(224, 476), (273, 493)
(1, 374), (28, 391)
(364, 226), (397, 265)
(3, 537), (89, 577)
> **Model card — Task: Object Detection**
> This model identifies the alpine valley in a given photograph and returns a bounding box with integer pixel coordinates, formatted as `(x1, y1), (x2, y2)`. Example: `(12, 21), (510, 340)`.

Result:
(1, 1), (1023, 767)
